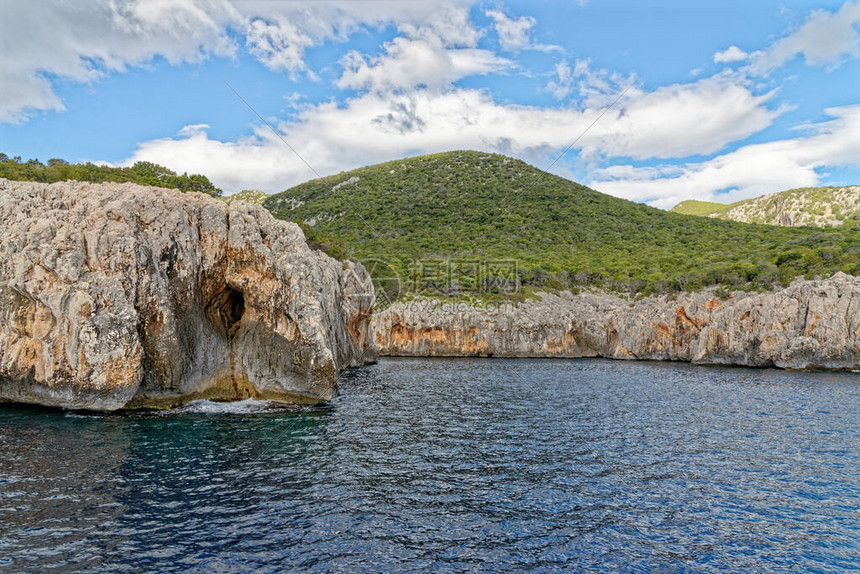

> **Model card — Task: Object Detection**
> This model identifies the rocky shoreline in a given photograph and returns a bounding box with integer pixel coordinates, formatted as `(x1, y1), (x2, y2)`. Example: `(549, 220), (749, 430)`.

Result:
(0, 179), (376, 410)
(1, 179), (857, 412)
(373, 273), (860, 371)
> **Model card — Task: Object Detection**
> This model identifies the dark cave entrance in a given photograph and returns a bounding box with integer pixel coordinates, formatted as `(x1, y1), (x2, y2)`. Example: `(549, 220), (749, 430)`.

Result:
(207, 286), (245, 337)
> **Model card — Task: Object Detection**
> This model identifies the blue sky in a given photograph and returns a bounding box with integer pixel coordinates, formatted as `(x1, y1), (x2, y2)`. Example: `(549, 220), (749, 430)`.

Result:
(1, 0), (859, 208)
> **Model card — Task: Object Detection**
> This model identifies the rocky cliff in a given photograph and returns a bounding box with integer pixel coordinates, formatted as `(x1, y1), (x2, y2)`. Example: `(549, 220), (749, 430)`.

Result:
(0, 179), (376, 411)
(672, 186), (860, 227)
(373, 273), (860, 370)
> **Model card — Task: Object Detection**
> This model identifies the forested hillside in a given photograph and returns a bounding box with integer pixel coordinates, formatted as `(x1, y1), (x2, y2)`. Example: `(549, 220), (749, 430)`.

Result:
(264, 151), (860, 299)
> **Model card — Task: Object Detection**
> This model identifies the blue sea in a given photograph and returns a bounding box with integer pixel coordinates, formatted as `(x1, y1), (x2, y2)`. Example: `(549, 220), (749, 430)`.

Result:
(1, 358), (858, 572)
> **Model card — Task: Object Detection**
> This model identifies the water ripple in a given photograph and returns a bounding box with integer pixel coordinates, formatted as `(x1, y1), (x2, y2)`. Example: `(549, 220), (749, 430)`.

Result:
(1, 358), (858, 572)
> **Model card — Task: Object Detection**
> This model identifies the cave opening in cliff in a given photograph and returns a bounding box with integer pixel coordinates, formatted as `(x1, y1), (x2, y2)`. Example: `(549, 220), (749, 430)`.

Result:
(208, 286), (245, 337)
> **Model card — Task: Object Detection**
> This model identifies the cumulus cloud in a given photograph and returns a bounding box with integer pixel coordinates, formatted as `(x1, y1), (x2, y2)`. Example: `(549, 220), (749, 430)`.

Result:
(0, 0), (238, 122)
(244, 17), (316, 74)
(338, 38), (509, 92)
(590, 105), (860, 209)
(125, 71), (781, 193)
(545, 61), (780, 159)
(242, 0), (481, 76)
(713, 45), (749, 63)
(399, 4), (483, 47)
(747, 0), (860, 75)
(127, 125), (303, 192)
(0, 69), (66, 122)
(334, 3), (510, 93)
(0, 0), (480, 122)
(580, 74), (782, 160)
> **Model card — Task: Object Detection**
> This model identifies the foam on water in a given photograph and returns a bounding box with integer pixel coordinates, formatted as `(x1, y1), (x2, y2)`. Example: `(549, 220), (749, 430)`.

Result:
(171, 398), (294, 414)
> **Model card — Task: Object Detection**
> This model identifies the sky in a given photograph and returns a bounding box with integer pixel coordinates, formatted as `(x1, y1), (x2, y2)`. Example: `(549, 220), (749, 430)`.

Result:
(1, 0), (859, 209)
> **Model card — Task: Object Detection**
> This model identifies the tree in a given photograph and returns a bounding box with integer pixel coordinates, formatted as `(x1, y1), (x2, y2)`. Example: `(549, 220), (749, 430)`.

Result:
(131, 161), (177, 186)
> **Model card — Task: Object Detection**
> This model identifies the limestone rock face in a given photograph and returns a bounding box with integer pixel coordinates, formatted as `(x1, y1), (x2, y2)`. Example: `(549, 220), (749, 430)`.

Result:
(0, 179), (376, 410)
(716, 186), (860, 227)
(373, 273), (860, 370)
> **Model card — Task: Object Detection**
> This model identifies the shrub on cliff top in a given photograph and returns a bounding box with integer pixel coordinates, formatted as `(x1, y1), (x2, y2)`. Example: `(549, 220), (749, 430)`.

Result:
(0, 155), (222, 196)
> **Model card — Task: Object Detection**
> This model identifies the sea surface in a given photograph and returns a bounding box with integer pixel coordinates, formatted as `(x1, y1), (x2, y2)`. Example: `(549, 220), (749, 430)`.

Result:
(1, 358), (859, 572)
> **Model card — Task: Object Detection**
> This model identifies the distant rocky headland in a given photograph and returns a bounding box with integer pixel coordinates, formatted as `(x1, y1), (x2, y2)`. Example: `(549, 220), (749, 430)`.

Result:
(0, 179), (376, 410)
(374, 274), (860, 371)
(671, 186), (860, 227)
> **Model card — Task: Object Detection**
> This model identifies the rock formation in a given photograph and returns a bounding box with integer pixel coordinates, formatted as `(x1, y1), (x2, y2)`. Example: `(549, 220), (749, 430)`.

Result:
(0, 179), (376, 411)
(717, 186), (860, 227)
(373, 273), (860, 370)
(672, 186), (860, 227)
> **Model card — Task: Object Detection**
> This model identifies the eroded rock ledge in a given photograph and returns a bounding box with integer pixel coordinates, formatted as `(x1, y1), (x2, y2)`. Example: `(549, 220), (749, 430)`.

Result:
(0, 179), (376, 410)
(373, 273), (860, 370)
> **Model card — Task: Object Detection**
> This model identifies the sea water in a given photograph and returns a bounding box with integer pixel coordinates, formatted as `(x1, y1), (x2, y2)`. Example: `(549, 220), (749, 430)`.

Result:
(1, 358), (858, 572)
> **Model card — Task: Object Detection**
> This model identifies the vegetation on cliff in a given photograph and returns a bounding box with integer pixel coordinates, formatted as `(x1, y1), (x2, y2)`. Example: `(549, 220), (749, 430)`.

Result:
(223, 189), (270, 205)
(0, 154), (221, 196)
(671, 186), (860, 227)
(263, 151), (860, 299)
(669, 199), (734, 218)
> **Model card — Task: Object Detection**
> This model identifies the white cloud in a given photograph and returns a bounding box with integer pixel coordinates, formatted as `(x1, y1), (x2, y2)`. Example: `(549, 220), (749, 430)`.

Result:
(0, 0), (480, 122)
(547, 58), (618, 101)
(545, 62), (781, 160)
(581, 74), (782, 160)
(0, 68), (66, 122)
(124, 71), (781, 193)
(0, 0), (238, 122)
(485, 8), (561, 53)
(713, 45), (749, 64)
(244, 17), (316, 74)
(241, 1), (481, 75)
(338, 37), (509, 92)
(547, 60), (574, 99)
(398, 4), (483, 47)
(748, 0), (860, 75)
(334, 3), (509, 93)
(590, 105), (860, 209)
(177, 124), (211, 136)
(565, 60), (634, 108)
(486, 9), (535, 51)
(126, 125), (302, 192)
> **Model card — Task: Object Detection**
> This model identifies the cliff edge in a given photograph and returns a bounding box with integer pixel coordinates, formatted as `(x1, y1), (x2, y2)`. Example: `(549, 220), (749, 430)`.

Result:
(0, 179), (376, 410)
(373, 274), (860, 370)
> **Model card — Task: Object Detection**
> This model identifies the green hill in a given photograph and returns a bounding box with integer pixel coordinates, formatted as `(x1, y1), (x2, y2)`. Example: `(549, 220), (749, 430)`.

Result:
(671, 186), (860, 227)
(670, 199), (736, 218)
(257, 150), (859, 300)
